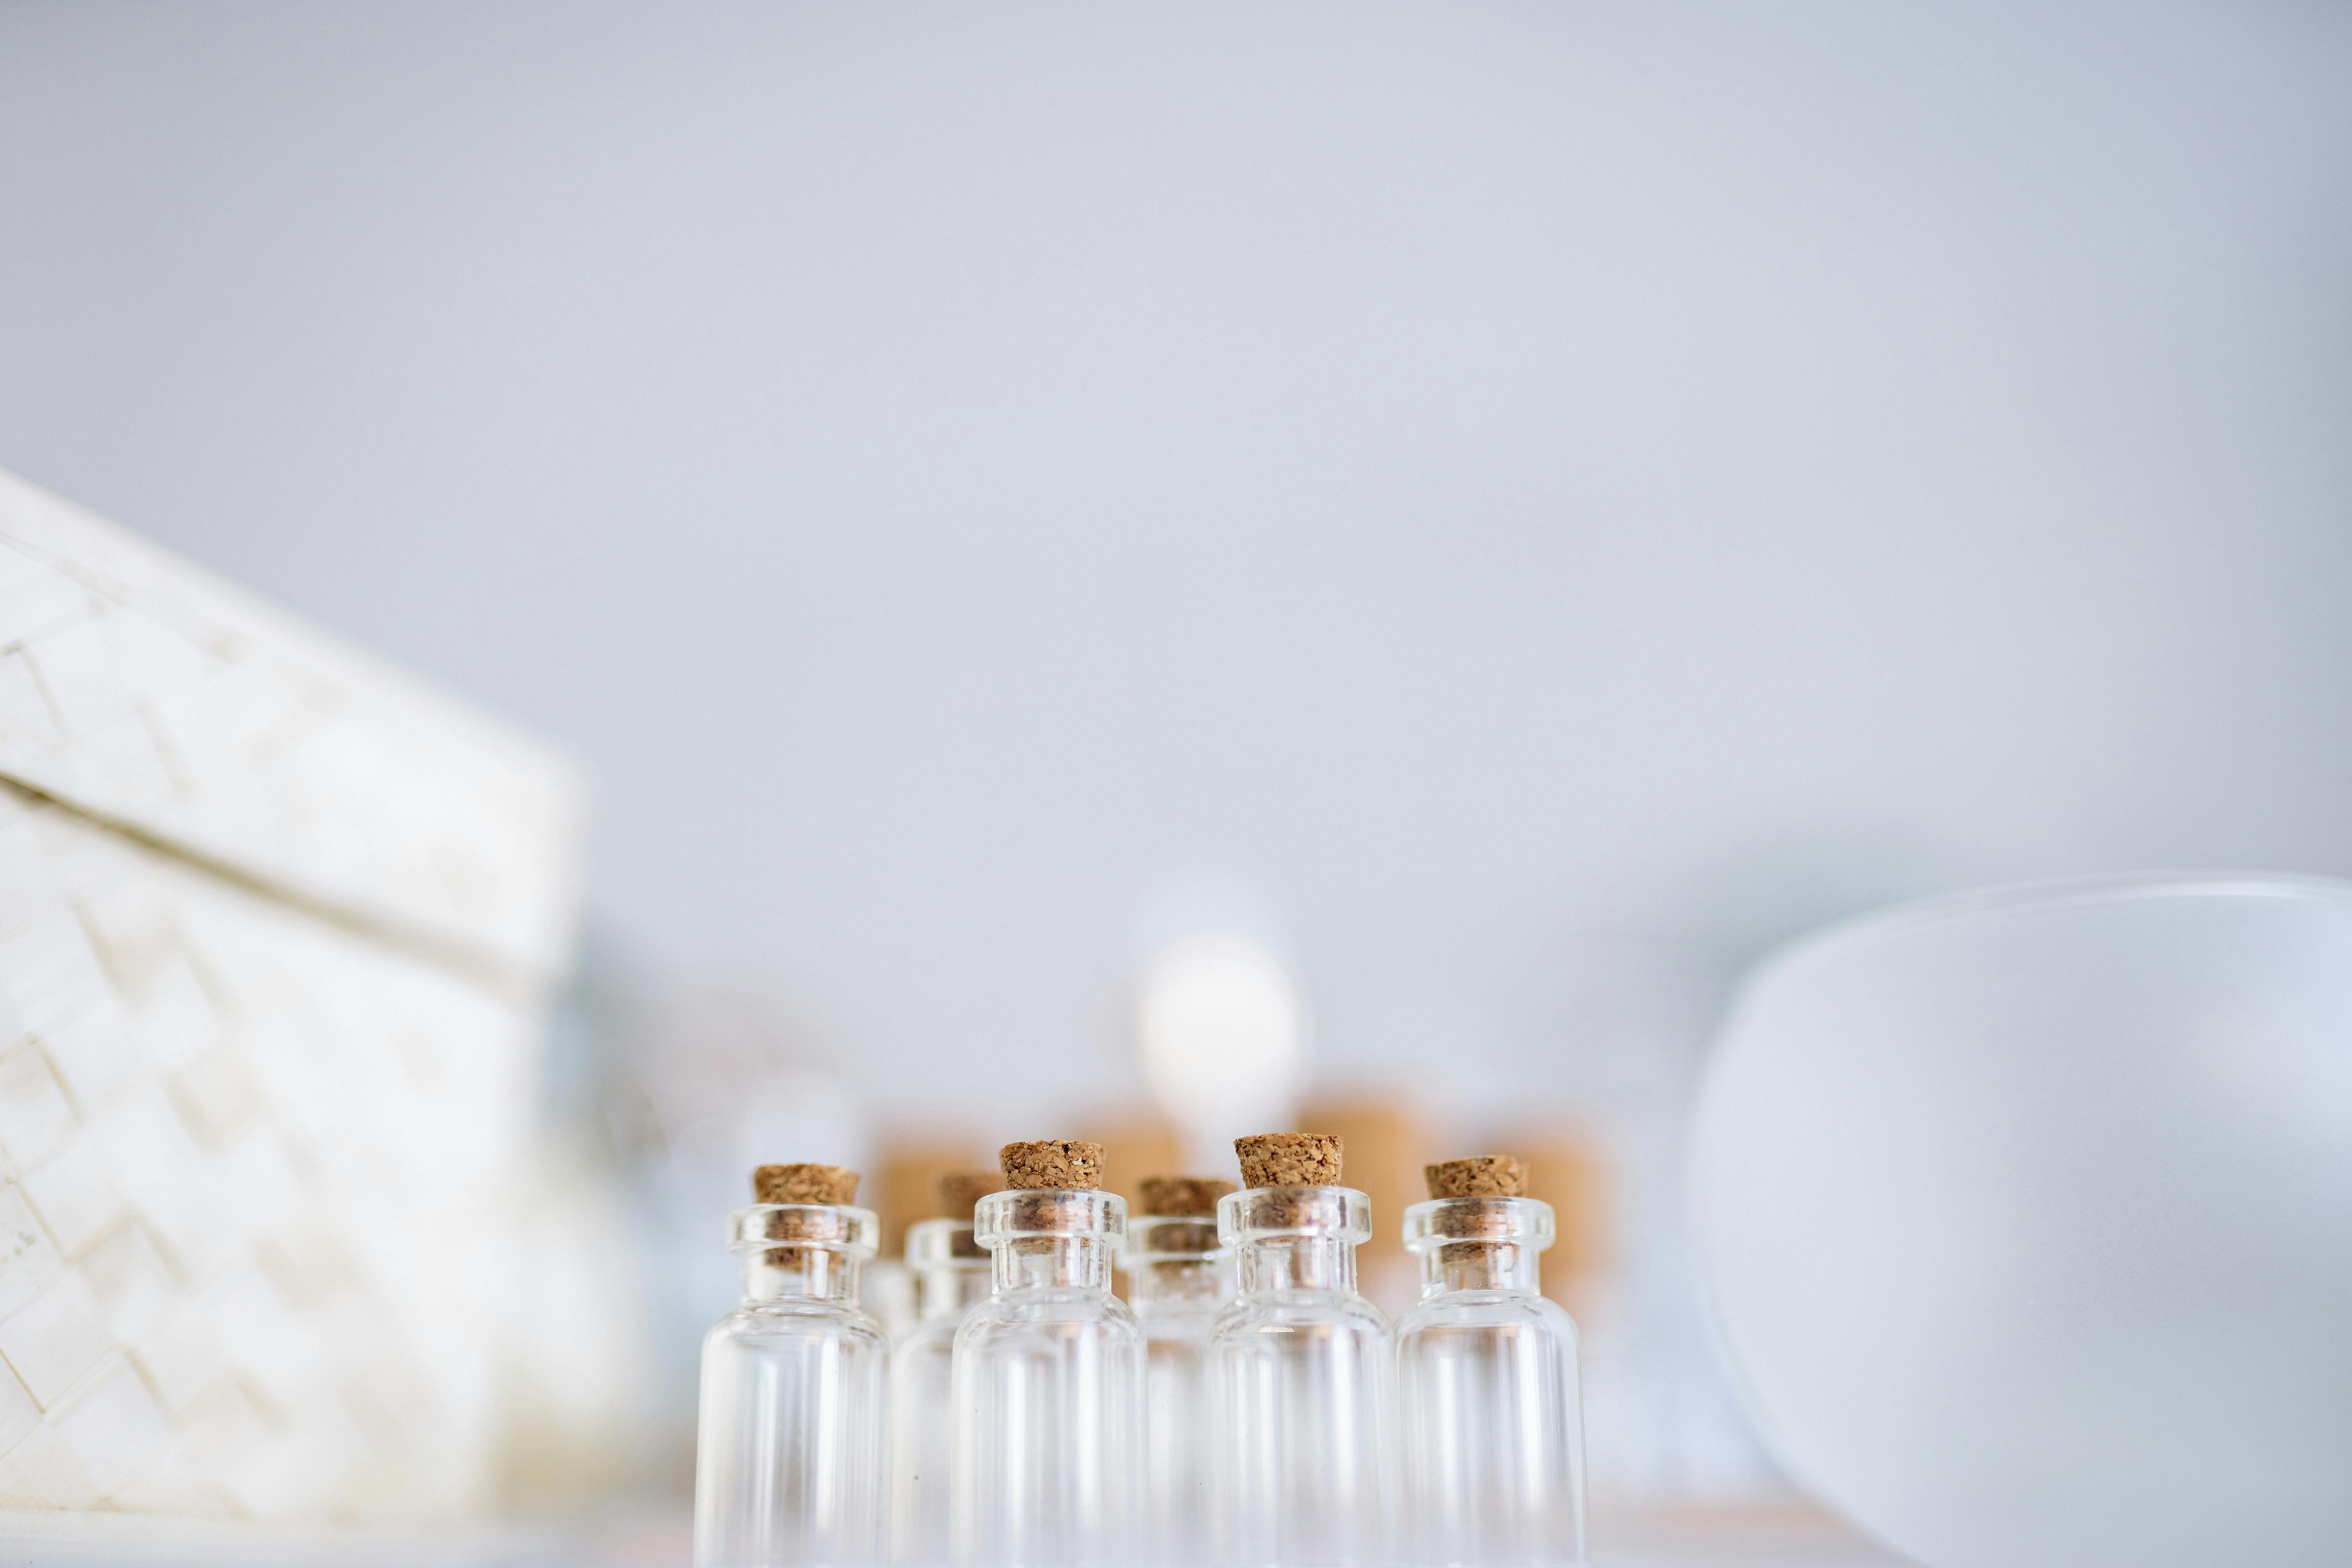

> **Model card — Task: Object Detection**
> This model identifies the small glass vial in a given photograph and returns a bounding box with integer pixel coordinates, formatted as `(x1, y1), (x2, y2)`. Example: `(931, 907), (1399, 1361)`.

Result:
(892, 1172), (1001, 1566)
(1397, 1157), (1587, 1566)
(951, 1140), (1145, 1568)
(694, 1163), (889, 1568)
(1208, 1133), (1397, 1568)
(1121, 1176), (1238, 1567)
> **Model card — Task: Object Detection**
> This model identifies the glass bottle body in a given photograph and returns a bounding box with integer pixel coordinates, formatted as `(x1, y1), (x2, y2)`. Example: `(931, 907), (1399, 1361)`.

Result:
(1123, 1215), (1234, 1567)
(1208, 1186), (1397, 1568)
(1396, 1197), (1586, 1566)
(951, 1189), (1145, 1568)
(893, 1219), (993, 1566)
(695, 1203), (890, 1568)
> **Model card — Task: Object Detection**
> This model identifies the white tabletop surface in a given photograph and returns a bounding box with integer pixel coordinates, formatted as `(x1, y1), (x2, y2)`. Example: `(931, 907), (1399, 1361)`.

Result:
(0, 1501), (1913, 1566)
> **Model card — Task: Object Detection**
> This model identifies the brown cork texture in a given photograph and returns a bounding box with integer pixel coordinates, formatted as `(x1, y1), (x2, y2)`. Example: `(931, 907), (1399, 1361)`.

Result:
(936, 1170), (1005, 1219)
(1426, 1155), (1527, 1199)
(753, 1163), (860, 1205)
(1236, 1132), (1343, 1189)
(1000, 1139), (1105, 1191)
(1138, 1176), (1236, 1217)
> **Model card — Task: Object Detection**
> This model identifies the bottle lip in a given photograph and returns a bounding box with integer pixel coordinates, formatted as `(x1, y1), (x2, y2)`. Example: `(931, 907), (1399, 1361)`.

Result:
(729, 1202), (881, 1259)
(1122, 1213), (1229, 1262)
(1400, 1194), (1555, 1252)
(905, 1216), (989, 1266)
(1217, 1185), (1373, 1246)
(973, 1187), (1127, 1247)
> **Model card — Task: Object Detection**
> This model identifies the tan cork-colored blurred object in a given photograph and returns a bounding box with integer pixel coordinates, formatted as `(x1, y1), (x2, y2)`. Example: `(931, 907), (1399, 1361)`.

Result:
(1065, 1112), (1185, 1301)
(1494, 1125), (1613, 1308)
(1425, 1155), (1528, 1198)
(937, 1170), (1005, 1218)
(1299, 1096), (1433, 1270)
(1076, 1110), (1183, 1212)
(1236, 1132), (1343, 1187)
(1000, 1139), (1105, 1190)
(874, 1135), (986, 1256)
(753, 1163), (860, 1205)
(1138, 1176), (1236, 1216)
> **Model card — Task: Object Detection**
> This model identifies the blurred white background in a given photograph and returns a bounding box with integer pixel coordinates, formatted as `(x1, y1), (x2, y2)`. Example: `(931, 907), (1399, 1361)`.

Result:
(3, 0), (2348, 1123)
(0, 2), (2347, 1530)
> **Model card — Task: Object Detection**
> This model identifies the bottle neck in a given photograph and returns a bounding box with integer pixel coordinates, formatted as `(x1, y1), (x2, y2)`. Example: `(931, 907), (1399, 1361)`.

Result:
(915, 1263), (994, 1318)
(1127, 1255), (1225, 1315)
(1418, 1239), (1541, 1297)
(992, 1234), (1116, 1294)
(1238, 1236), (1358, 1295)
(743, 1245), (862, 1305)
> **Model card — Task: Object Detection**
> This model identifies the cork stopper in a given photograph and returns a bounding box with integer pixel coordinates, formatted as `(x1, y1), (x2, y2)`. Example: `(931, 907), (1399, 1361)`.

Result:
(752, 1163), (860, 1206)
(1235, 1132), (1343, 1189)
(999, 1140), (1105, 1191)
(1138, 1176), (1236, 1217)
(936, 1170), (1005, 1219)
(1425, 1155), (1527, 1199)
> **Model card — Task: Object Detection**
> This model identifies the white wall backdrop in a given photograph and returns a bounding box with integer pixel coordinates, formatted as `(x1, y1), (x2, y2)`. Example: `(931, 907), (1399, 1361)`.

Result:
(1, 1), (2347, 1127)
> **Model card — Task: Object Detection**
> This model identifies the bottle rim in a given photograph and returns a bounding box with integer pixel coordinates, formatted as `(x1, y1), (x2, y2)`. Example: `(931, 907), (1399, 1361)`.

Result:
(1216, 1185), (1374, 1246)
(1399, 1194), (1555, 1253)
(905, 1215), (989, 1266)
(1122, 1213), (1229, 1262)
(973, 1187), (1128, 1247)
(728, 1201), (881, 1259)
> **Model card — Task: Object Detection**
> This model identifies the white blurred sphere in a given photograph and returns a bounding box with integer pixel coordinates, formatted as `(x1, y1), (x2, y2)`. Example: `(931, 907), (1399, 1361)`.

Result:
(1136, 931), (1307, 1149)
(1691, 876), (2352, 1568)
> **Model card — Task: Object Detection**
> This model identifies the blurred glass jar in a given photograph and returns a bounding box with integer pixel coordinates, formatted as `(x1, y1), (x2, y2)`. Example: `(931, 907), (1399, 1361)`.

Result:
(1122, 1208), (1234, 1565)
(952, 1188), (1145, 1567)
(892, 1214), (993, 1564)
(694, 1201), (889, 1566)
(1693, 873), (2352, 1568)
(1397, 1195), (1587, 1565)
(1208, 1185), (1397, 1567)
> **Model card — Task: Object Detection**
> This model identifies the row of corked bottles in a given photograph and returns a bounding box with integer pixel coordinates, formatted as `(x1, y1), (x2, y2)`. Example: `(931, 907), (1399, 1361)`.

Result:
(693, 1132), (1586, 1568)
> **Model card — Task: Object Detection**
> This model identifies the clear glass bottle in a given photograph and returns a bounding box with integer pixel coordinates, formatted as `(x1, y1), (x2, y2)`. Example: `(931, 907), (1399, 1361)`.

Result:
(1122, 1195), (1235, 1566)
(892, 1212), (993, 1564)
(1208, 1185), (1397, 1568)
(1396, 1195), (1586, 1566)
(694, 1199), (889, 1566)
(951, 1187), (1145, 1568)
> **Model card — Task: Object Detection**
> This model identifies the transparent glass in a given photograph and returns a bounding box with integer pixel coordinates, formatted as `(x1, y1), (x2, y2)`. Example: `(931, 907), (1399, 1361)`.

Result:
(695, 1203), (890, 1568)
(951, 1188), (1145, 1568)
(1122, 1214), (1235, 1567)
(1208, 1186), (1397, 1568)
(1397, 1196), (1586, 1566)
(893, 1218), (994, 1565)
